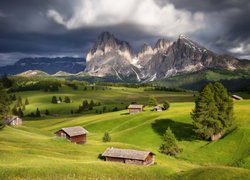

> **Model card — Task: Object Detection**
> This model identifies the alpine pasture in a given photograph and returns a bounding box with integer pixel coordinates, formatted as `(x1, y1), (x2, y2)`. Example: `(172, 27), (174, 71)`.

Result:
(0, 85), (250, 179)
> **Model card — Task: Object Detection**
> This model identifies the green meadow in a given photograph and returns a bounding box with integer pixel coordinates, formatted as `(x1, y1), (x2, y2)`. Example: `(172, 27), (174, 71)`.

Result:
(0, 86), (250, 179)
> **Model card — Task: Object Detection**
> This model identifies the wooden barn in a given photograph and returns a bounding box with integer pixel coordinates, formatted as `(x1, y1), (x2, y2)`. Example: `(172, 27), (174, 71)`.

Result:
(153, 105), (163, 112)
(3, 116), (22, 126)
(231, 95), (243, 100)
(128, 104), (144, 114)
(102, 147), (155, 165)
(55, 126), (87, 144)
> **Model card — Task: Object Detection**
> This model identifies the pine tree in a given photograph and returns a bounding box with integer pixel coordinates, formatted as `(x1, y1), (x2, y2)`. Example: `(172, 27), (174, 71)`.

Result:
(160, 127), (181, 156)
(191, 83), (234, 141)
(64, 96), (71, 103)
(16, 96), (23, 107)
(163, 100), (170, 110)
(59, 97), (62, 102)
(36, 108), (41, 117)
(18, 107), (24, 118)
(22, 105), (26, 111)
(25, 98), (29, 105)
(12, 105), (18, 116)
(148, 96), (158, 106)
(45, 109), (50, 116)
(82, 100), (89, 110)
(0, 83), (10, 121)
(213, 82), (234, 130)
(102, 132), (111, 142)
(51, 96), (57, 104)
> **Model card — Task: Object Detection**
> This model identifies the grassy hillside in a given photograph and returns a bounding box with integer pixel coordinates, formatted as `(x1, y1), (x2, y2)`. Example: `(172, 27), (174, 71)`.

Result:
(0, 87), (250, 180)
(11, 86), (196, 116)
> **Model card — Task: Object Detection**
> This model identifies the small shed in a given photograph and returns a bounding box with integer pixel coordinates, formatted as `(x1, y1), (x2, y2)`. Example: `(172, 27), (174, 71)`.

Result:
(128, 104), (144, 114)
(102, 147), (155, 165)
(231, 95), (243, 100)
(55, 126), (87, 144)
(154, 105), (163, 112)
(4, 116), (22, 126)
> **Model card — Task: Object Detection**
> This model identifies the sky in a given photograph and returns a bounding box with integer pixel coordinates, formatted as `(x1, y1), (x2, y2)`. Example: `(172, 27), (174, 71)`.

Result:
(0, 0), (249, 66)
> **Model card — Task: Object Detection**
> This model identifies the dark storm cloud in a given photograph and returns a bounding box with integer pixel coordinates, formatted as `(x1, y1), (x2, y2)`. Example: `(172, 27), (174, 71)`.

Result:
(0, 0), (249, 66)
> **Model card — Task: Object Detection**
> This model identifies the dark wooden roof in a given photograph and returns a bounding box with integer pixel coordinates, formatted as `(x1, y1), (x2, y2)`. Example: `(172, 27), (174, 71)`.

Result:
(128, 104), (143, 109)
(102, 147), (154, 161)
(57, 126), (87, 137)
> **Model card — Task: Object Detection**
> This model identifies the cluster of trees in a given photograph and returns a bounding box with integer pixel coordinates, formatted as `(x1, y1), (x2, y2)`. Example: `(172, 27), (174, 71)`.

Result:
(145, 86), (186, 92)
(51, 96), (71, 104)
(27, 108), (42, 118)
(95, 106), (119, 114)
(0, 83), (10, 129)
(8, 78), (62, 92)
(97, 82), (151, 88)
(77, 99), (101, 113)
(191, 82), (234, 141)
(148, 96), (170, 110)
(11, 97), (29, 118)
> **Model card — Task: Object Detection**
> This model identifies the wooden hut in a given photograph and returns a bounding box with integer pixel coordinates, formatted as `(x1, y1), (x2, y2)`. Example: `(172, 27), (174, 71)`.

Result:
(3, 116), (22, 126)
(231, 95), (243, 100)
(153, 105), (163, 112)
(102, 147), (155, 165)
(128, 104), (144, 114)
(55, 126), (87, 144)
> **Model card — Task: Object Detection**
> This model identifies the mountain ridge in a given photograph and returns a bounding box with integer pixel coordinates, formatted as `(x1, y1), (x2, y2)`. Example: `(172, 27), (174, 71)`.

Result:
(85, 32), (250, 82)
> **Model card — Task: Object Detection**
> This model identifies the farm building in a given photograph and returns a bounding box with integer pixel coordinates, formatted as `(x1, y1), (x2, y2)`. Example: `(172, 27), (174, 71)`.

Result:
(128, 104), (144, 114)
(55, 126), (87, 144)
(102, 147), (155, 165)
(3, 116), (22, 126)
(231, 95), (243, 100)
(154, 105), (163, 111)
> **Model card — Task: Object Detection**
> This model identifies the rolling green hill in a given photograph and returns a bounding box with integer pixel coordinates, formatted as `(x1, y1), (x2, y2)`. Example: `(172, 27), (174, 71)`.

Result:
(0, 85), (250, 179)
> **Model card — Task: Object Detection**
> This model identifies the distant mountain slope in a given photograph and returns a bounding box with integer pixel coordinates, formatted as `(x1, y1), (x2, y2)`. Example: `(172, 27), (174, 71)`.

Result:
(0, 57), (85, 75)
(85, 32), (250, 82)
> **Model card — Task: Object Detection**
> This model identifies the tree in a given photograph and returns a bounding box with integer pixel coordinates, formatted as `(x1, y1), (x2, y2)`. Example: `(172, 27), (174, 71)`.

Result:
(51, 96), (57, 104)
(0, 83), (10, 124)
(160, 127), (181, 156)
(70, 110), (74, 114)
(0, 74), (12, 88)
(64, 96), (71, 103)
(22, 105), (26, 111)
(163, 101), (170, 110)
(16, 96), (23, 107)
(36, 108), (41, 117)
(89, 100), (94, 108)
(12, 105), (18, 116)
(25, 98), (29, 105)
(59, 97), (62, 102)
(103, 106), (107, 112)
(213, 82), (234, 130)
(148, 96), (158, 106)
(82, 100), (89, 110)
(18, 108), (24, 118)
(45, 109), (50, 116)
(191, 83), (234, 141)
(102, 132), (111, 142)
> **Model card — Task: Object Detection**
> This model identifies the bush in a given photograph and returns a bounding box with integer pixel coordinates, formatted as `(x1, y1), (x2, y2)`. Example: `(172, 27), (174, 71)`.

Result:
(102, 132), (111, 142)
(163, 101), (170, 110)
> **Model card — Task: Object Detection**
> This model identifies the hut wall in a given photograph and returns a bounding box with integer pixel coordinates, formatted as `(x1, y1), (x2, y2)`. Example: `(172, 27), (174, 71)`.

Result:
(125, 159), (143, 165)
(143, 154), (154, 165)
(106, 157), (125, 163)
(129, 108), (143, 114)
(70, 134), (86, 144)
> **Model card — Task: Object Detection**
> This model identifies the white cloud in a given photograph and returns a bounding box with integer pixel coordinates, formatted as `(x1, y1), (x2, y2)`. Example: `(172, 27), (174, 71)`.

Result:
(47, 0), (205, 37)
(229, 43), (250, 54)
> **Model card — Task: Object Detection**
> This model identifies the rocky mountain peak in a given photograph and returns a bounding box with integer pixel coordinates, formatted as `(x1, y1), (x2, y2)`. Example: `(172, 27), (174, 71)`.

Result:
(154, 39), (172, 52)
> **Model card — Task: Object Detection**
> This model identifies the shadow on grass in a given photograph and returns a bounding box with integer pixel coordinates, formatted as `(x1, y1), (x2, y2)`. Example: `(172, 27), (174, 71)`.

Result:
(120, 113), (130, 115)
(151, 119), (196, 141)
